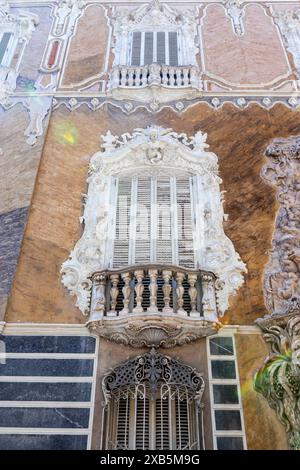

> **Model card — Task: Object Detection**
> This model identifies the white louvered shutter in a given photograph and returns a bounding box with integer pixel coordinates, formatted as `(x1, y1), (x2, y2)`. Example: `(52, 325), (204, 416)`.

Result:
(135, 396), (150, 450)
(168, 31), (179, 66)
(176, 177), (194, 267)
(156, 177), (172, 264)
(113, 178), (131, 267)
(0, 32), (12, 65)
(135, 177), (151, 264)
(131, 31), (142, 66)
(116, 397), (130, 449)
(175, 396), (190, 450)
(155, 396), (170, 450)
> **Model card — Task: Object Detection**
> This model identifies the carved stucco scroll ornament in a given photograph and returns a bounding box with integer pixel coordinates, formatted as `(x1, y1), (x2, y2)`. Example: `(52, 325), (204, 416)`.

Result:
(255, 135), (300, 450)
(61, 126), (246, 321)
(261, 136), (300, 320)
(254, 315), (300, 450)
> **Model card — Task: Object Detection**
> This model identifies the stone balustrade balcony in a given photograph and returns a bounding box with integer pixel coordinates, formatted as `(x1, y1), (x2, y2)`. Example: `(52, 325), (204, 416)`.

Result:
(108, 64), (203, 103)
(86, 265), (221, 348)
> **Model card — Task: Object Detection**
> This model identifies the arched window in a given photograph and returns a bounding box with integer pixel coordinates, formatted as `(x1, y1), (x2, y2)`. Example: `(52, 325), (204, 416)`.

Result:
(102, 349), (205, 450)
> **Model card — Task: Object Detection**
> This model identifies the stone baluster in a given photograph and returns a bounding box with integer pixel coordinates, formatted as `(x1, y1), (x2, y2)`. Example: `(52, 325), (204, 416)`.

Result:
(107, 273), (119, 317)
(169, 67), (175, 86)
(188, 273), (199, 318)
(176, 271), (187, 316)
(120, 272), (132, 316)
(182, 68), (189, 86)
(162, 270), (173, 313)
(141, 66), (148, 86)
(120, 67), (127, 87)
(161, 66), (168, 86)
(133, 270), (144, 313)
(89, 273), (106, 322)
(128, 68), (134, 87)
(147, 269), (159, 313)
(201, 274), (218, 321)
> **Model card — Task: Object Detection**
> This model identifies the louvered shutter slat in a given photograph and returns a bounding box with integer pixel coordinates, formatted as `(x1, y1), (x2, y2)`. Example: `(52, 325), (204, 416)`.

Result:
(135, 396), (150, 449)
(155, 396), (170, 450)
(168, 31), (179, 66)
(131, 31), (142, 66)
(144, 32), (154, 65)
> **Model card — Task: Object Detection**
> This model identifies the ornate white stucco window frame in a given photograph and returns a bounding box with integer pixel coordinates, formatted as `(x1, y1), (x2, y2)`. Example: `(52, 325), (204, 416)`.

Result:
(61, 126), (246, 347)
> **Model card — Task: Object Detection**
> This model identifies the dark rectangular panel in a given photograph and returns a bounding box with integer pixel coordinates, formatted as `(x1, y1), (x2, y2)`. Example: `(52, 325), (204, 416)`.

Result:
(0, 335), (96, 354)
(0, 359), (94, 377)
(0, 434), (88, 450)
(0, 407), (90, 428)
(213, 385), (239, 405)
(209, 337), (234, 356)
(211, 360), (236, 379)
(0, 382), (92, 402)
(217, 436), (244, 450)
(215, 410), (242, 431)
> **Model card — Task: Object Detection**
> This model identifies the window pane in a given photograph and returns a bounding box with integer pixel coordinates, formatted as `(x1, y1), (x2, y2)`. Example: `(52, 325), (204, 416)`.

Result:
(157, 31), (166, 64)
(217, 436), (244, 450)
(131, 32), (142, 66)
(144, 32), (154, 65)
(0, 32), (12, 64)
(210, 337), (234, 356)
(211, 360), (236, 379)
(168, 31), (178, 66)
(213, 385), (239, 404)
(215, 410), (242, 431)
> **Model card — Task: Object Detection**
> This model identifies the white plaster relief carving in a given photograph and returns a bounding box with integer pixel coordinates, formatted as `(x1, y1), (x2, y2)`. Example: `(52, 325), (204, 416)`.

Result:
(223, 0), (245, 37)
(262, 136), (300, 319)
(61, 126), (246, 317)
(0, 1), (38, 103)
(272, 9), (300, 85)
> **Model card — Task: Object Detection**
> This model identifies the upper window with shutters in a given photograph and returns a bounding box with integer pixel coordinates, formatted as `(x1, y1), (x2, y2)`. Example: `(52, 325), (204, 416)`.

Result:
(109, 1), (203, 102)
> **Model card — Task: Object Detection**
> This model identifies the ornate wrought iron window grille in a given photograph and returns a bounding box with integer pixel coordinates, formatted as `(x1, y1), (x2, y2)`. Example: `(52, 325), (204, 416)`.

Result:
(102, 349), (205, 450)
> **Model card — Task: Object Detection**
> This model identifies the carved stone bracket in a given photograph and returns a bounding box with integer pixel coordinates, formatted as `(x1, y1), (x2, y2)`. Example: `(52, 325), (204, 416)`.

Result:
(254, 314), (300, 450)
(87, 314), (221, 349)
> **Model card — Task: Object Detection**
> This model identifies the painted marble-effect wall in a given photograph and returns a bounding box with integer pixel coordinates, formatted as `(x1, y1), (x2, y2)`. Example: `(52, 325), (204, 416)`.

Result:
(5, 102), (300, 325)
(0, 105), (47, 320)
